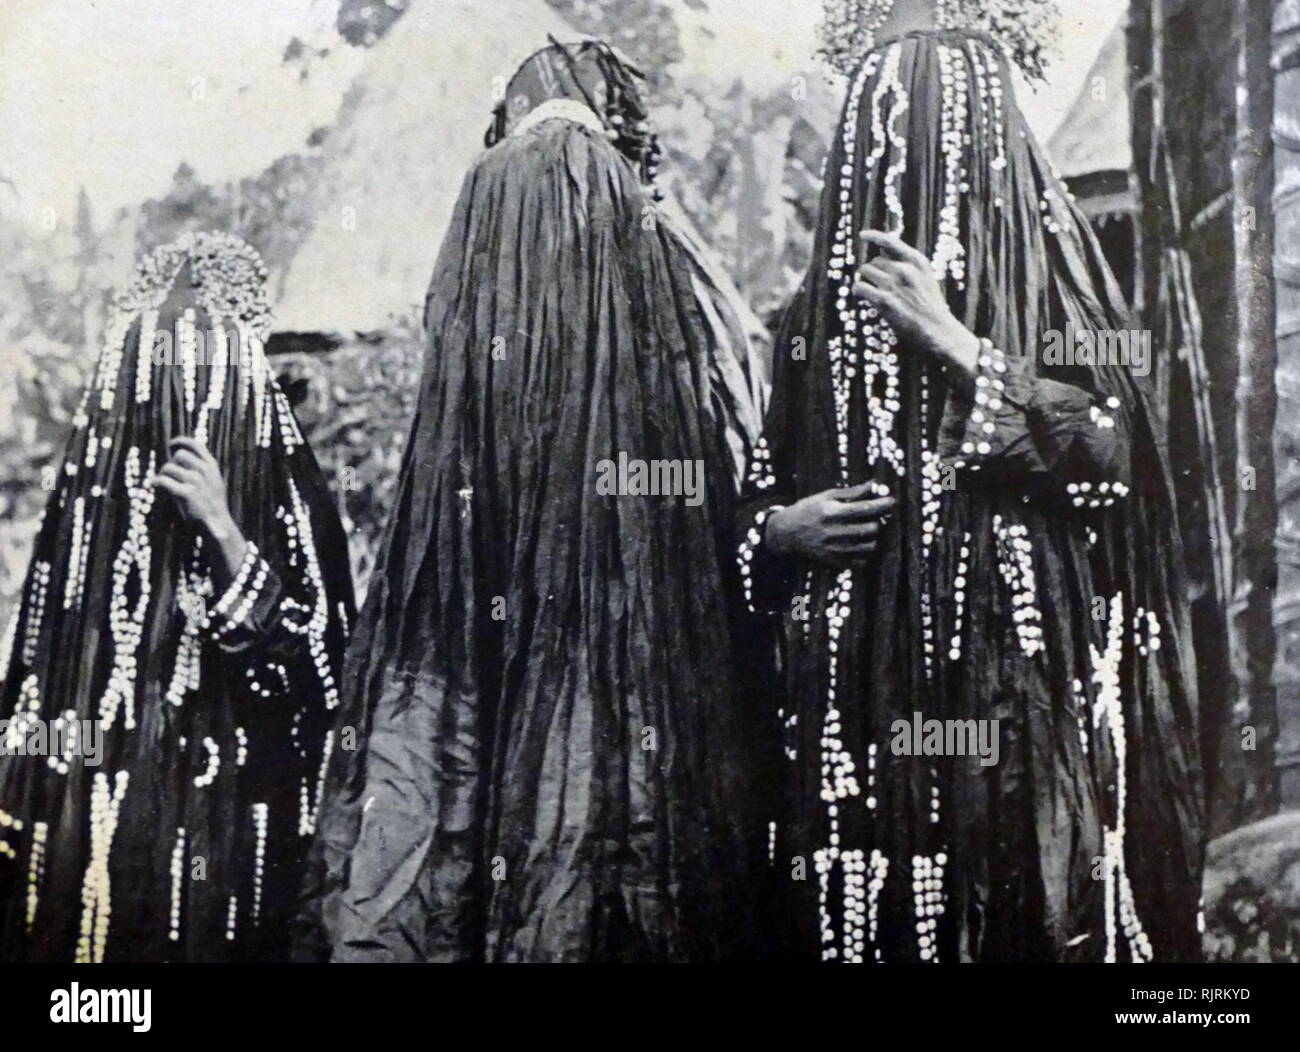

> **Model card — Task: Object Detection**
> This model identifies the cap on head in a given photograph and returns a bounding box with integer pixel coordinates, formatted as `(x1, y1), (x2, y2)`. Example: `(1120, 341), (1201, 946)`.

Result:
(485, 37), (663, 192)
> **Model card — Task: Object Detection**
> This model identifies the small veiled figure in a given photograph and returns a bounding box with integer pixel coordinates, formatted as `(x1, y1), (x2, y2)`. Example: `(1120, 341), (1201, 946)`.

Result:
(0, 233), (354, 962)
(298, 39), (769, 962)
(738, 0), (1205, 961)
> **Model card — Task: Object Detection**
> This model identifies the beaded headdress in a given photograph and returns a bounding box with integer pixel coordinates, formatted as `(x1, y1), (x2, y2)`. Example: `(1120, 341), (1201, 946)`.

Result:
(816, 0), (1060, 82)
(118, 231), (272, 340)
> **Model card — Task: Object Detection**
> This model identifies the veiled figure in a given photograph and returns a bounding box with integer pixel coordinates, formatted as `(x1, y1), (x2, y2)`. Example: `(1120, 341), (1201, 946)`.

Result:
(298, 39), (769, 962)
(0, 232), (354, 962)
(738, 0), (1205, 962)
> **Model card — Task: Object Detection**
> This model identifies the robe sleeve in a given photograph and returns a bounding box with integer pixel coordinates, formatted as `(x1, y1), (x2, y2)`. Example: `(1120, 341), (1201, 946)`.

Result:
(201, 541), (316, 662)
(734, 291), (811, 617)
(736, 446), (795, 615)
(937, 338), (1133, 509)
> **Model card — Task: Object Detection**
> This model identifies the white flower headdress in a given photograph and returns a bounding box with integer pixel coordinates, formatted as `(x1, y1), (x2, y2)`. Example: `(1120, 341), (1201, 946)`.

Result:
(816, 0), (1060, 82)
(119, 231), (272, 339)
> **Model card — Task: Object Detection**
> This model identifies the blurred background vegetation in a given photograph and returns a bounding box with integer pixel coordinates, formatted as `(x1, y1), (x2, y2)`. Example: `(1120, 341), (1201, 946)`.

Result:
(3, 0), (1294, 957)
(0, 0), (837, 603)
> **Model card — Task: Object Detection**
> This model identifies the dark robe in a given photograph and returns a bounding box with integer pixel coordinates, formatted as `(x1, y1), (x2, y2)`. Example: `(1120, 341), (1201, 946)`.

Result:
(297, 99), (769, 961)
(0, 233), (354, 962)
(738, 29), (1204, 962)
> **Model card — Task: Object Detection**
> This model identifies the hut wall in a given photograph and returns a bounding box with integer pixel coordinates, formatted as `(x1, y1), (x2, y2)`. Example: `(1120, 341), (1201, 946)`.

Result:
(1128, 0), (1281, 832)
(1273, 0), (1300, 804)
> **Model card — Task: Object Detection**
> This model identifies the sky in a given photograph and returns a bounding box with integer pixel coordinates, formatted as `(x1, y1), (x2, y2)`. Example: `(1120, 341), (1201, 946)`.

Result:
(0, 0), (362, 228)
(0, 0), (1127, 233)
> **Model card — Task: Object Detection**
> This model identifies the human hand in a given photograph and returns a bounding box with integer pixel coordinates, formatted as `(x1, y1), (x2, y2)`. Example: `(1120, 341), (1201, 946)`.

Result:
(852, 230), (979, 376)
(766, 481), (896, 569)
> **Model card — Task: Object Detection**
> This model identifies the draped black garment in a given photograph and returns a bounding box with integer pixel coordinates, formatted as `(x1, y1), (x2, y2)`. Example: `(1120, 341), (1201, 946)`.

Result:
(738, 30), (1205, 962)
(0, 234), (354, 961)
(297, 114), (768, 962)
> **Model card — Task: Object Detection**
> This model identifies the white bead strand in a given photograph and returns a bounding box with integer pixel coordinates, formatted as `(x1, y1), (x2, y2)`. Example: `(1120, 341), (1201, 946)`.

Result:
(178, 308), (198, 418)
(25, 821), (47, 931)
(1089, 590), (1152, 961)
(75, 770), (129, 963)
(948, 534), (972, 661)
(21, 561), (51, 666)
(193, 737), (220, 789)
(932, 44), (968, 287)
(63, 497), (91, 610)
(193, 319), (230, 449)
(866, 849), (888, 960)
(135, 308), (158, 404)
(993, 515), (1044, 658)
(99, 447), (157, 731)
(96, 308), (131, 412)
(285, 477), (339, 709)
(251, 803), (268, 924)
(168, 828), (185, 942)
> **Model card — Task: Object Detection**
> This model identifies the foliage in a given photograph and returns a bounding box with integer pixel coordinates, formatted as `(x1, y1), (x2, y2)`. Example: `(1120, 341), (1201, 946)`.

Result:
(1202, 813), (1300, 963)
(542, 0), (832, 317)
(0, 0), (831, 614)
(663, 81), (829, 320)
(136, 155), (324, 277)
(0, 199), (104, 628)
(1204, 875), (1300, 962)
(272, 319), (424, 595)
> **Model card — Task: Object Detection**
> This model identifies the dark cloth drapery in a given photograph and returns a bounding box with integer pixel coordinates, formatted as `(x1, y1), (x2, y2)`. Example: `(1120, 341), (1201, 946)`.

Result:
(297, 112), (769, 962)
(738, 29), (1204, 962)
(0, 234), (354, 962)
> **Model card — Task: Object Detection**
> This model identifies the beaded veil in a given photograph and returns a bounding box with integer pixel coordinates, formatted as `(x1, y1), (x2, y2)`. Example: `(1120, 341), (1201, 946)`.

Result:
(0, 232), (354, 962)
(738, 28), (1203, 962)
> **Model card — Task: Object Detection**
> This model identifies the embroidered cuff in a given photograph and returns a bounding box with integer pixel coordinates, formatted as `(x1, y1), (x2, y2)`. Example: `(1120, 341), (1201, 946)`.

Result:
(746, 436), (777, 492)
(946, 339), (1014, 470)
(1065, 479), (1130, 509)
(1065, 395), (1130, 507)
(206, 542), (270, 639)
(739, 505), (786, 614)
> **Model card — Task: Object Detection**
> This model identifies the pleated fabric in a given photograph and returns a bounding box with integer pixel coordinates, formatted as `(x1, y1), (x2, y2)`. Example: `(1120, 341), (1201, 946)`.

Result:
(738, 29), (1205, 962)
(297, 116), (769, 962)
(0, 233), (354, 961)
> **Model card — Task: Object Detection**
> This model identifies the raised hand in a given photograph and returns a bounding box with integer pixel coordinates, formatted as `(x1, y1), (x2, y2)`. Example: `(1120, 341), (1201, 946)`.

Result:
(852, 229), (980, 377)
(156, 437), (248, 582)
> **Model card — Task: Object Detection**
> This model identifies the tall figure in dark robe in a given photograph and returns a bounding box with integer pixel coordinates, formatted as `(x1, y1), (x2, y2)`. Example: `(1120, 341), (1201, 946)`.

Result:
(298, 39), (768, 962)
(0, 232), (354, 962)
(738, 0), (1205, 962)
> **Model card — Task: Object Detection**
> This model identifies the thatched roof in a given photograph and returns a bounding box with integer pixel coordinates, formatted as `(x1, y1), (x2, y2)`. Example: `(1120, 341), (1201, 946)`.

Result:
(1046, 22), (1131, 183)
